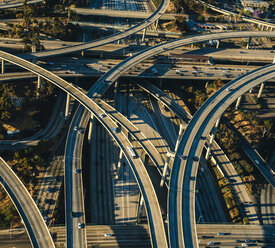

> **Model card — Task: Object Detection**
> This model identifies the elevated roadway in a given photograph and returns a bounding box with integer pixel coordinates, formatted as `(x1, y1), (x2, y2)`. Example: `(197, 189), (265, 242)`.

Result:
(0, 93), (65, 149)
(168, 64), (275, 248)
(0, 51), (168, 248)
(0, 0), (43, 9)
(71, 7), (183, 20)
(19, 0), (170, 60)
(0, 157), (55, 248)
(1, 30), (275, 248)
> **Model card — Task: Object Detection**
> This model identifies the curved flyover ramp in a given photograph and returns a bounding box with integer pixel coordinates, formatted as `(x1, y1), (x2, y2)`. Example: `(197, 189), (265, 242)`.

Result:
(0, 50), (168, 248)
(169, 64), (275, 248)
(0, 157), (55, 248)
(20, 0), (170, 60)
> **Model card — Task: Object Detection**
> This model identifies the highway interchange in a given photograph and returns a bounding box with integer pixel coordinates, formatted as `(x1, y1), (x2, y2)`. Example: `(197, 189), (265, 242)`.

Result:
(0, 0), (274, 247)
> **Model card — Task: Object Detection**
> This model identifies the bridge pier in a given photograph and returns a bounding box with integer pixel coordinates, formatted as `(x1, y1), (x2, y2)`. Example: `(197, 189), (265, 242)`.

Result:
(141, 27), (147, 43)
(205, 118), (220, 160)
(261, 25), (265, 31)
(160, 154), (171, 188)
(155, 19), (159, 30)
(65, 93), (70, 120)
(175, 124), (184, 152)
(1, 59), (4, 74)
(246, 37), (252, 49)
(235, 96), (242, 109)
(36, 76), (41, 97)
(81, 50), (85, 57)
(257, 83), (264, 98)
(88, 113), (94, 143)
(136, 195), (144, 224)
(216, 39), (220, 49)
(160, 151), (175, 187)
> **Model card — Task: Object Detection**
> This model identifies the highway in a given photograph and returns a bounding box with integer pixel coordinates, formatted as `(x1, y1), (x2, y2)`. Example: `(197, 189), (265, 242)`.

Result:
(1, 224), (274, 247)
(1, 31), (275, 247)
(0, 93), (66, 149)
(0, 0), (43, 9)
(71, 7), (181, 20)
(0, 50), (168, 247)
(19, 0), (170, 59)
(168, 64), (275, 248)
(0, 157), (55, 248)
(65, 90), (168, 246)
(65, 106), (88, 248)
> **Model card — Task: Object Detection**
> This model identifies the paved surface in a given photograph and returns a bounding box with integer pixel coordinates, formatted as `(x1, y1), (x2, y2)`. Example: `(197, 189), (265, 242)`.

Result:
(168, 64), (275, 248)
(0, 93), (66, 149)
(1, 224), (275, 247)
(19, 0), (170, 59)
(0, 157), (55, 248)
(71, 7), (181, 20)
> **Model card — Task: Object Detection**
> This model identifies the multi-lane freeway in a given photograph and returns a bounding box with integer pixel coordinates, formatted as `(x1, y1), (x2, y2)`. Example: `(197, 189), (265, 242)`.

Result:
(169, 64), (275, 248)
(0, 51), (168, 247)
(0, 8), (274, 246)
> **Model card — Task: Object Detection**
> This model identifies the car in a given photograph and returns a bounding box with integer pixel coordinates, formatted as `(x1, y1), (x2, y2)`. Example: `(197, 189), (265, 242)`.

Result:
(78, 129), (84, 134)
(180, 155), (186, 160)
(207, 241), (215, 245)
(78, 223), (85, 229)
(241, 243), (248, 247)
(100, 113), (105, 118)
(104, 233), (113, 237)
(218, 232), (225, 235)
(245, 239), (256, 243)
(255, 160), (260, 165)
(11, 142), (18, 146)
(236, 240), (244, 243)
(75, 168), (81, 174)
(192, 156), (199, 162)
(74, 126), (78, 131)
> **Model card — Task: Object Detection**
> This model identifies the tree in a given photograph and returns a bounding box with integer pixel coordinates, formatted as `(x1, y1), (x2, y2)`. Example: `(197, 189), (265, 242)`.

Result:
(198, 15), (206, 23)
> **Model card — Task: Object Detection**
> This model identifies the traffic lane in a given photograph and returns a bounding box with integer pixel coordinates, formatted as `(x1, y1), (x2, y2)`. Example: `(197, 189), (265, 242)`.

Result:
(0, 158), (55, 248)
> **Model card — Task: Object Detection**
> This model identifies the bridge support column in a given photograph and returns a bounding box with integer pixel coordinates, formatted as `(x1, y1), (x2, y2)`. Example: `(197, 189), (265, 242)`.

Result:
(235, 96), (242, 109)
(155, 19), (159, 30)
(141, 27), (147, 43)
(136, 195), (144, 224)
(246, 37), (252, 49)
(36, 76), (41, 97)
(205, 118), (220, 160)
(261, 25), (265, 31)
(1, 59), (5, 74)
(160, 154), (171, 188)
(257, 83), (264, 99)
(273, 56), (275, 64)
(175, 124), (184, 152)
(81, 50), (85, 57)
(115, 149), (123, 179)
(88, 113), (94, 143)
(216, 39), (220, 49)
(117, 39), (120, 45)
(65, 93), (70, 120)
(249, 88), (253, 94)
